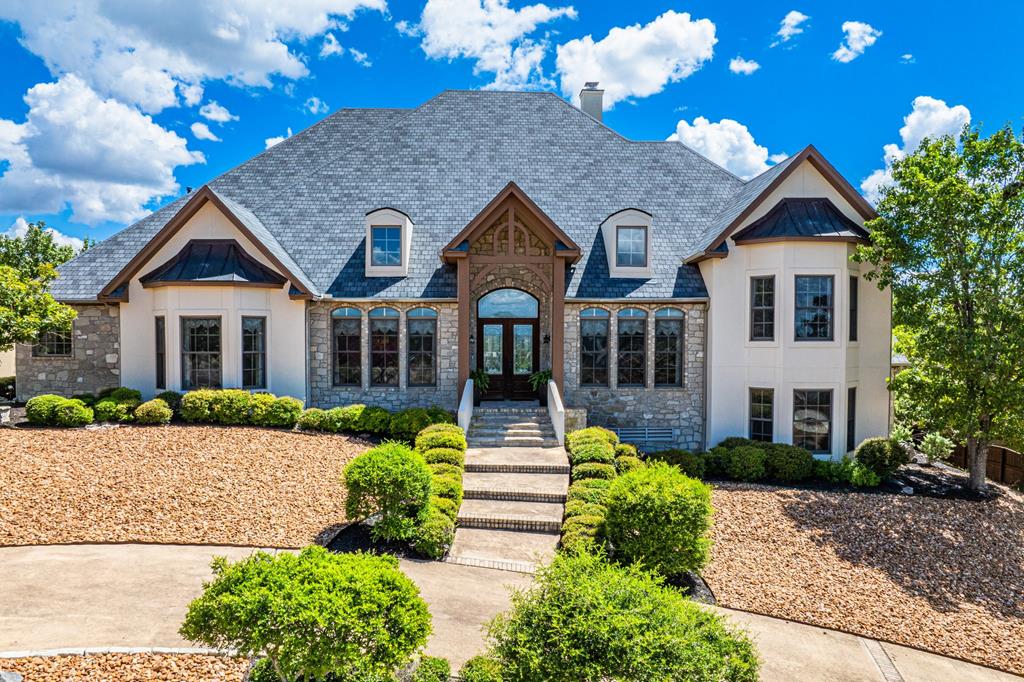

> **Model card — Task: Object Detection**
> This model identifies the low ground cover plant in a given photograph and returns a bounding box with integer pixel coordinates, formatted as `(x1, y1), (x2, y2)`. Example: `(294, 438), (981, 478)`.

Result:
(180, 547), (431, 682)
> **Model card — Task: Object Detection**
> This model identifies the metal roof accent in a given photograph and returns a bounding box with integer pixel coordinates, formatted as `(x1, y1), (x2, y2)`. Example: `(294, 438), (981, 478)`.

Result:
(138, 239), (287, 288)
(731, 198), (871, 244)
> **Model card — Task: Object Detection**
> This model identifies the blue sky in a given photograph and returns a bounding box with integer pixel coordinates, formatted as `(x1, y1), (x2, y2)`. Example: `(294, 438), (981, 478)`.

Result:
(1, 1), (1021, 246)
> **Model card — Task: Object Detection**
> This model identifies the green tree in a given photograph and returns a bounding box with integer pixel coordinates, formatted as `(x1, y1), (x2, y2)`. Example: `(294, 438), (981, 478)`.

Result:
(0, 264), (76, 352)
(0, 220), (87, 280)
(180, 547), (431, 682)
(854, 124), (1024, 493)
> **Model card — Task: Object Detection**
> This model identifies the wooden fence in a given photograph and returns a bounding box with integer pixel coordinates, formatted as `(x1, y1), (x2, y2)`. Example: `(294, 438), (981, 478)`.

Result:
(949, 444), (1023, 487)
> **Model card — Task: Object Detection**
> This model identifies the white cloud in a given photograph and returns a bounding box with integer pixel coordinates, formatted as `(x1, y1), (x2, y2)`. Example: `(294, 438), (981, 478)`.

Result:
(832, 21), (882, 63)
(305, 97), (330, 115)
(199, 101), (238, 124)
(556, 10), (716, 108)
(669, 116), (784, 180)
(180, 82), (204, 107)
(729, 56), (760, 75)
(416, 0), (577, 90)
(861, 95), (971, 203)
(772, 10), (809, 47)
(901, 53), (915, 64)
(6, 215), (84, 251)
(190, 122), (221, 141)
(349, 48), (372, 67)
(0, 75), (204, 225)
(395, 20), (420, 37)
(265, 127), (293, 149)
(0, 1), (388, 113)
(321, 32), (345, 58)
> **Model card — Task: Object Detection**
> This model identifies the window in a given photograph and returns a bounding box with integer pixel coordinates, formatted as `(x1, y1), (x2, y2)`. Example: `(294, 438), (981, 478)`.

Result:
(793, 389), (832, 454)
(242, 317), (267, 389)
(849, 276), (859, 342)
(750, 276), (775, 341)
(749, 388), (774, 442)
(181, 317), (222, 390)
(370, 226), (402, 266)
(478, 288), (538, 318)
(846, 387), (857, 452)
(617, 308), (647, 387)
(33, 327), (72, 357)
(155, 317), (166, 390)
(369, 307), (399, 386)
(407, 307), (437, 386)
(579, 308), (609, 386)
(654, 308), (684, 387)
(332, 307), (361, 386)
(795, 275), (834, 340)
(615, 226), (647, 268)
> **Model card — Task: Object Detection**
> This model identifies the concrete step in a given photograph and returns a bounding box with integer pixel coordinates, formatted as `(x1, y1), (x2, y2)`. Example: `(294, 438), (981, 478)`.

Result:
(468, 426), (553, 436)
(463, 471), (568, 502)
(457, 499), (564, 533)
(465, 446), (570, 474)
(470, 438), (562, 448)
(444, 527), (559, 573)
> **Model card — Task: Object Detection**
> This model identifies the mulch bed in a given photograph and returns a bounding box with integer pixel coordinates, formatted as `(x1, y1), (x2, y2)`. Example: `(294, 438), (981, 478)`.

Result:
(326, 520), (419, 559)
(0, 653), (248, 681)
(705, 481), (1024, 675)
(0, 425), (370, 548)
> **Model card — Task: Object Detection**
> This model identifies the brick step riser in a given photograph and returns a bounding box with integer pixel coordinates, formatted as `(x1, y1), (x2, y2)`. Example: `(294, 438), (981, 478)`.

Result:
(457, 517), (562, 533)
(464, 489), (567, 503)
(468, 426), (552, 433)
(465, 463), (570, 474)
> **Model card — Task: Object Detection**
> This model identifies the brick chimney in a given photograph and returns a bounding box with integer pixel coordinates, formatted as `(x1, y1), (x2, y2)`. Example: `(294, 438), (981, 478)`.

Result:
(579, 82), (604, 122)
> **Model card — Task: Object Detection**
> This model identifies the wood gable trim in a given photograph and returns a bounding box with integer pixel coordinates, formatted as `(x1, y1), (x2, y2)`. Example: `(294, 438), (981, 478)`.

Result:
(441, 182), (581, 262)
(98, 185), (315, 301)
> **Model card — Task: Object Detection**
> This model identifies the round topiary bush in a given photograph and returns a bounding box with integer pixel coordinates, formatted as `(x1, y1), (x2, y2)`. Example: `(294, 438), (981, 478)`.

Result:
(430, 495), (459, 522)
(566, 426), (618, 452)
(343, 442), (433, 541)
(614, 455), (645, 474)
(425, 406), (456, 426)
(561, 514), (604, 535)
(209, 389), (254, 425)
(570, 441), (615, 465)
(604, 463), (713, 576)
(566, 479), (611, 505)
(486, 551), (758, 681)
(856, 437), (910, 479)
(428, 462), (462, 479)
(614, 443), (638, 458)
(297, 408), (328, 431)
(764, 443), (814, 482)
(419, 422), (462, 436)
(703, 446), (730, 477)
(572, 462), (617, 481)
(646, 448), (706, 479)
(560, 525), (600, 553)
(430, 474), (463, 507)
(180, 390), (217, 423)
(93, 398), (139, 423)
(358, 405), (392, 434)
(26, 394), (66, 425)
(415, 427), (467, 453)
(54, 399), (93, 427)
(563, 500), (607, 519)
(134, 398), (173, 425)
(154, 391), (183, 415)
(725, 446), (767, 482)
(262, 396), (304, 428)
(422, 447), (465, 468)
(412, 506), (455, 559)
(718, 436), (757, 450)
(459, 655), (504, 682)
(108, 387), (143, 403)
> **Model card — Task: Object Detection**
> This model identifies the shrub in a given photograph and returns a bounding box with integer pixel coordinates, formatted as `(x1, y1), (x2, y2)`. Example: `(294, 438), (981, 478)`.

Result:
(425, 406), (456, 425)
(297, 408), (328, 431)
(94, 398), (139, 423)
(415, 427), (467, 453)
(566, 427), (617, 451)
(391, 408), (434, 442)
(614, 443), (638, 458)
(108, 387), (143, 403)
(849, 462), (882, 487)
(614, 455), (644, 474)
(566, 480), (610, 505)
(560, 526), (600, 553)
(261, 396), (303, 428)
(154, 391), (183, 415)
(485, 551), (758, 681)
(856, 437), (909, 479)
(646, 448), (706, 479)
(764, 443), (815, 482)
(459, 655), (503, 682)
(920, 432), (954, 464)
(135, 399), (173, 425)
(431, 474), (463, 507)
(704, 446), (730, 477)
(428, 462), (462, 479)
(604, 463), (713, 576)
(571, 462), (617, 481)
(54, 399), (93, 427)
(561, 514), (604, 535)
(26, 394), (66, 424)
(430, 495), (459, 522)
(180, 547), (430, 681)
(318, 406), (351, 432)
(412, 656), (451, 682)
(209, 389), (253, 425)
(563, 501), (607, 519)
(814, 457), (855, 485)
(97, 387), (117, 399)
(725, 445), (767, 482)
(358, 406), (392, 434)
(247, 393), (276, 425)
(718, 436), (757, 450)
(412, 506), (455, 559)
(422, 447), (464, 468)
(343, 442), (433, 541)
(419, 422), (462, 436)
(569, 441), (615, 465)
(72, 393), (96, 406)
(180, 390), (217, 423)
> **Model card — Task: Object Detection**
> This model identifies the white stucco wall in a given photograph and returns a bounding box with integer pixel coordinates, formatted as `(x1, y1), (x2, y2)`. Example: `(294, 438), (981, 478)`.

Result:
(119, 201), (307, 400)
(699, 160), (891, 458)
(0, 349), (14, 377)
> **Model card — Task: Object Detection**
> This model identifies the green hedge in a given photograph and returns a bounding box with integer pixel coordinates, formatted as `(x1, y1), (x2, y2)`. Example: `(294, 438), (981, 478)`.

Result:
(571, 462), (617, 480)
(25, 394), (95, 427)
(178, 389), (304, 428)
(569, 441), (615, 465)
(295, 403), (454, 441)
(422, 447), (465, 467)
(135, 399), (173, 425)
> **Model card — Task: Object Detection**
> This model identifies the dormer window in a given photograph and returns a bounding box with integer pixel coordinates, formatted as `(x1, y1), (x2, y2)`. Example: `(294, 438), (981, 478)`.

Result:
(365, 208), (413, 277)
(601, 209), (653, 278)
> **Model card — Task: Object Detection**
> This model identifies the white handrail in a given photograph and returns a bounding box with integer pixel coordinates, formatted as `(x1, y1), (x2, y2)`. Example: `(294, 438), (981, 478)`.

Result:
(547, 379), (565, 445)
(458, 378), (474, 432)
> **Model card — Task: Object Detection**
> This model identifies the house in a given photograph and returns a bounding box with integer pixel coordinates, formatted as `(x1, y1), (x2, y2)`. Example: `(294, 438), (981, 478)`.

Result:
(17, 87), (891, 457)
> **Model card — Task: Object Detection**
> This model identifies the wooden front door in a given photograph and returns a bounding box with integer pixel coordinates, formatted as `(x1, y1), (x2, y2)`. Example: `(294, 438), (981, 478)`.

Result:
(477, 318), (538, 400)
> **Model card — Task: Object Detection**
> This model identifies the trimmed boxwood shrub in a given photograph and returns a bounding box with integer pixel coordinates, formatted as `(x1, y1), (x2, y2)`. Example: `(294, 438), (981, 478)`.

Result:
(26, 394), (66, 424)
(94, 397), (139, 423)
(646, 448), (706, 479)
(571, 462), (617, 481)
(704, 446), (730, 477)
(180, 390), (217, 423)
(209, 389), (253, 424)
(154, 391), (183, 415)
(614, 443), (638, 458)
(725, 446), (767, 482)
(614, 455), (644, 474)
(135, 398), (173, 425)
(412, 656), (451, 682)
(428, 462), (462, 479)
(566, 479), (611, 505)
(718, 436), (758, 450)
(856, 437), (910, 479)
(412, 505), (456, 559)
(485, 551), (758, 681)
(297, 408), (327, 431)
(764, 443), (815, 482)
(422, 447), (464, 468)
(391, 408), (434, 442)
(561, 514), (604, 535)
(563, 500), (607, 519)
(430, 495), (459, 522)
(425, 406), (456, 425)
(343, 442), (432, 541)
(560, 525), (600, 553)
(431, 474), (463, 507)
(566, 426), (618, 452)
(569, 441), (615, 465)
(415, 427), (468, 453)
(260, 396), (303, 428)
(604, 462), (713, 576)
(419, 422), (462, 436)
(358, 405), (393, 434)
(72, 393), (96, 406)
(460, 655), (504, 682)
(108, 387), (143, 403)
(54, 399), (93, 427)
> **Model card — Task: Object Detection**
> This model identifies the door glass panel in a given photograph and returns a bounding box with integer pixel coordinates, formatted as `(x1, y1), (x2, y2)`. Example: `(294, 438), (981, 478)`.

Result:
(513, 324), (533, 375)
(483, 324), (503, 374)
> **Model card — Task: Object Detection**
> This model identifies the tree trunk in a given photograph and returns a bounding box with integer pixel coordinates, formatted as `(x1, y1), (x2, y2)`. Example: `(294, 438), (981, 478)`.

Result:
(966, 436), (989, 493)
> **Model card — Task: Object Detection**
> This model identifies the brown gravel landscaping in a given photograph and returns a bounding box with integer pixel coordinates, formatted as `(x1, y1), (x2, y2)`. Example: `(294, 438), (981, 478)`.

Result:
(0, 425), (368, 548)
(1, 653), (247, 681)
(706, 482), (1024, 675)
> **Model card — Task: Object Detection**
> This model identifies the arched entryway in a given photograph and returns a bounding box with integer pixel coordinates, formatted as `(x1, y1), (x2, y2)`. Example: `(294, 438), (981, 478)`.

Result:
(477, 288), (539, 400)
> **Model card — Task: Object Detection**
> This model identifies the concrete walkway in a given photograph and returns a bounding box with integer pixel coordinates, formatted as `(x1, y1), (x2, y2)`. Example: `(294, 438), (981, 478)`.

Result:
(0, 544), (1018, 680)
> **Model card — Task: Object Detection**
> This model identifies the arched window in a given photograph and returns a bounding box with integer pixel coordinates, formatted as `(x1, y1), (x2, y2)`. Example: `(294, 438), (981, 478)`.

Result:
(478, 288), (538, 318)
(654, 308), (684, 387)
(579, 308), (609, 386)
(617, 308), (647, 387)
(407, 307), (438, 386)
(331, 307), (361, 386)
(369, 307), (400, 386)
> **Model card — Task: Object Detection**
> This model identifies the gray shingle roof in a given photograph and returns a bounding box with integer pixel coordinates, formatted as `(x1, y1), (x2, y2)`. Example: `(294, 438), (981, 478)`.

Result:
(51, 91), (807, 302)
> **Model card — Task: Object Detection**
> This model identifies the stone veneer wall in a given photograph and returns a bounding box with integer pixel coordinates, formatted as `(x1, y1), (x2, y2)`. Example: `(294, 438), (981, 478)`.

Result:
(468, 263), (552, 370)
(15, 304), (121, 401)
(563, 302), (706, 450)
(309, 301), (459, 411)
